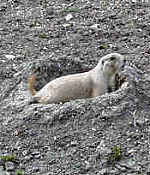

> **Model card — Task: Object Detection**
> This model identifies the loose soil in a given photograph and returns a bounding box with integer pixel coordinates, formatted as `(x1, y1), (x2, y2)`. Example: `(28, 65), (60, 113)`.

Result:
(0, 1), (150, 175)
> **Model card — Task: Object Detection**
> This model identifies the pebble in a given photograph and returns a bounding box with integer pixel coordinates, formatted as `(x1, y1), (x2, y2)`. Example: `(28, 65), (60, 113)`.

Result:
(5, 162), (15, 171)
(90, 24), (100, 30)
(65, 13), (73, 21)
(127, 149), (136, 154)
(0, 166), (9, 175)
(46, 7), (54, 15)
(5, 55), (15, 60)
(97, 168), (108, 175)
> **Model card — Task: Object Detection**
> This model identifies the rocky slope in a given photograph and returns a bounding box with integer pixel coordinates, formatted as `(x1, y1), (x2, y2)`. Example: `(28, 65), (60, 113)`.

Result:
(0, 0), (150, 174)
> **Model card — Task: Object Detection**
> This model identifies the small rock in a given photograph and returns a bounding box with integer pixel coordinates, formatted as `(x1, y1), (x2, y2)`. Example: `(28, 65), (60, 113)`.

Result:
(147, 163), (150, 174)
(109, 168), (119, 174)
(70, 141), (78, 146)
(126, 158), (136, 168)
(96, 140), (105, 151)
(115, 164), (127, 171)
(98, 168), (108, 175)
(22, 150), (28, 156)
(5, 162), (15, 171)
(62, 23), (72, 28)
(127, 149), (136, 154)
(0, 159), (5, 166)
(97, 144), (111, 155)
(0, 3), (7, 11)
(85, 161), (91, 170)
(46, 7), (54, 15)
(32, 166), (40, 173)
(5, 55), (15, 60)
(65, 13), (73, 21)
(90, 24), (100, 30)
(0, 166), (9, 175)
(31, 152), (41, 158)
(24, 155), (32, 161)
(136, 118), (149, 126)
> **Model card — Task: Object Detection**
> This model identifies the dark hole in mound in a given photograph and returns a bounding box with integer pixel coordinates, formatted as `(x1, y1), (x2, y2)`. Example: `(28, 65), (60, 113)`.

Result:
(115, 73), (127, 90)
(29, 58), (91, 92)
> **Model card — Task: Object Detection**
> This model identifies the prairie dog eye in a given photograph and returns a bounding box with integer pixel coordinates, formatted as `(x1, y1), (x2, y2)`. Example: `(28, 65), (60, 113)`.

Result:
(110, 56), (116, 61)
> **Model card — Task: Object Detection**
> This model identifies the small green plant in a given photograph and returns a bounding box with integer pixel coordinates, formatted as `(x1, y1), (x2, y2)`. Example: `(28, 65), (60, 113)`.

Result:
(99, 44), (108, 50)
(0, 154), (16, 162)
(101, 0), (109, 8)
(61, 7), (80, 14)
(16, 169), (24, 175)
(39, 33), (48, 39)
(112, 145), (122, 161)
(127, 20), (136, 28)
(107, 145), (122, 164)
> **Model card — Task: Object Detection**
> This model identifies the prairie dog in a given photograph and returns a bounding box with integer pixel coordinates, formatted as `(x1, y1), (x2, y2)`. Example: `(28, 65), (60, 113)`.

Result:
(28, 53), (125, 104)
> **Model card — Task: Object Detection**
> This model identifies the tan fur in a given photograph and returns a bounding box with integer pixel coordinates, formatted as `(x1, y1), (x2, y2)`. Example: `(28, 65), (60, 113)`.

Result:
(28, 53), (125, 104)
(28, 73), (37, 96)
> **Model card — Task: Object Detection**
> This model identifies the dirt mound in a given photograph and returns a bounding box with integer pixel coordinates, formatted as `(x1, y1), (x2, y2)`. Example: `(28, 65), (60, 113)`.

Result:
(0, 1), (150, 174)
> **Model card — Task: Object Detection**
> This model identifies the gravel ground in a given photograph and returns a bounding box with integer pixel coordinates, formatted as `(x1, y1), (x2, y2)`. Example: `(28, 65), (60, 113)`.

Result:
(0, 0), (150, 175)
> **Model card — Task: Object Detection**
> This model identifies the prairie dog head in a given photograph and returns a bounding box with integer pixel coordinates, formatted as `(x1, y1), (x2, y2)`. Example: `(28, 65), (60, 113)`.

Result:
(99, 53), (125, 76)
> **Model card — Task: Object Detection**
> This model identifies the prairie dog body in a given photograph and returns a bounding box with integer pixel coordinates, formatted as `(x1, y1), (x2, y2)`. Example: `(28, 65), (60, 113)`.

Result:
(28, 53), (125, 104)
